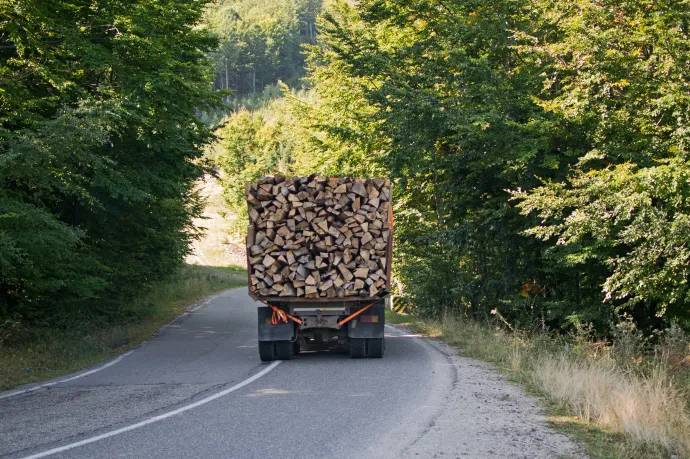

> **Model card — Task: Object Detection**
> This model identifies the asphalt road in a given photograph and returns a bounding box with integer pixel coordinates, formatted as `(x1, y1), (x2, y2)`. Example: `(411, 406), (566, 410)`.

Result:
(1, 289), (582, 459)
(0, 289), (457, 459)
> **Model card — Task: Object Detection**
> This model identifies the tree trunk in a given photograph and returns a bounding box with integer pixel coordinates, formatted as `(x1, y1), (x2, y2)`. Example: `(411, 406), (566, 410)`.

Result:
(224, 63), (229, 104)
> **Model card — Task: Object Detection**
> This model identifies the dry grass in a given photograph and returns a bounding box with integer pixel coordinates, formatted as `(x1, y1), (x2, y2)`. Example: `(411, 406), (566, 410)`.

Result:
(534, 356), (690, 456)
(395, 313), (690, 458)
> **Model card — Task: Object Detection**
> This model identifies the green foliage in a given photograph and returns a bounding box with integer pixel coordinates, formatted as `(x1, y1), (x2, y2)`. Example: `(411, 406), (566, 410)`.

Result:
(517, 160), (690, 321)
(514, 0), (690, 326)
(313, 0), (569, 325)
(215, 0), (690, 333)
(206, 0), (321, 99)
(311, 0), (690, 331)
(0, 0), (219, 326)
(216, 77), (385, 234)
(216, 96), (294, 235)
(306, 0), (690, 331)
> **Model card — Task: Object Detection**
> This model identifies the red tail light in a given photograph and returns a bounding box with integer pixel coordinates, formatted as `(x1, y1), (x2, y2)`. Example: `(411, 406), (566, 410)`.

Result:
(359, 315), (379, 324)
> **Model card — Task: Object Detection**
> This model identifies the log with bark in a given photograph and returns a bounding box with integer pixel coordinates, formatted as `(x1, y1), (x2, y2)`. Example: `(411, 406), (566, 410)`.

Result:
(246, 175), (392, 299)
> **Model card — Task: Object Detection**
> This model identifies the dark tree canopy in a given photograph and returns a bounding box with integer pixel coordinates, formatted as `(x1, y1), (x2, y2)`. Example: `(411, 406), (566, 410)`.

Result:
(0, 0), (219, 325)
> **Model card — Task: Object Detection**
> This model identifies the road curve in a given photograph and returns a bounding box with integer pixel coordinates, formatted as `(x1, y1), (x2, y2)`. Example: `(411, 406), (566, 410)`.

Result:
(0, 289), (581, 459)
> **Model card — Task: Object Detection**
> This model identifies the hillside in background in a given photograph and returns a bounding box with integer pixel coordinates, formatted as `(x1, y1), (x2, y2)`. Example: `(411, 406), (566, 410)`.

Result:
(198, 0), (321, 125)
(187, 172), (247, 269)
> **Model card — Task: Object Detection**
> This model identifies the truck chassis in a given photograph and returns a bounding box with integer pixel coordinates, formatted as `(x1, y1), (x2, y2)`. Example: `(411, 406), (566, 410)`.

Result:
(257, 298), (386, 360)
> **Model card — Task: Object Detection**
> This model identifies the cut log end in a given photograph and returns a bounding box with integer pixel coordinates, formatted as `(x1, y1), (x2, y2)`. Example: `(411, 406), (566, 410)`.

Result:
(247, 175), (392, 298)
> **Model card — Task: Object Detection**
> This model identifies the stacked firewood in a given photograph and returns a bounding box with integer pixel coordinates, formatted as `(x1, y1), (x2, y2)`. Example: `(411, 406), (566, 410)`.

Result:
(246, 175), (392, 298)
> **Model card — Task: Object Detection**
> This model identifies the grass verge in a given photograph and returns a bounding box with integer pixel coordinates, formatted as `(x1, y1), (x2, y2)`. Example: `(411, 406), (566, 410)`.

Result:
(386, 310), (690, 458)
(0, 264), (247, 392)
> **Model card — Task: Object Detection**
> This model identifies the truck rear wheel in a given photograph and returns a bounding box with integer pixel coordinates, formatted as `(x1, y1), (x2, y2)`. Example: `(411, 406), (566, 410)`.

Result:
(258, 341), (275, 362)
(275, 340), (294, 360)
(350, 338), (366, 359)
(367, 337), (384, 358)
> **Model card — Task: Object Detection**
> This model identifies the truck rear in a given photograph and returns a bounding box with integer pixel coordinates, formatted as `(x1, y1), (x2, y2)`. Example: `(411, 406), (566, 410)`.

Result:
(245, 175), (392, 360)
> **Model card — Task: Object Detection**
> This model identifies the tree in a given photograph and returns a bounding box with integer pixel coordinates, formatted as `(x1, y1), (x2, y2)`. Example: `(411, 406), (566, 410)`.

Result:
(206, 0), (322, 99)
(0, 0), (219, 325)
(515, 0), (690, 326)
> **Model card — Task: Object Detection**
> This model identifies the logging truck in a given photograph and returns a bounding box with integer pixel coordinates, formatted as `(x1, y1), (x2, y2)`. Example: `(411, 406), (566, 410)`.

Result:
(246, 175), (392, 360)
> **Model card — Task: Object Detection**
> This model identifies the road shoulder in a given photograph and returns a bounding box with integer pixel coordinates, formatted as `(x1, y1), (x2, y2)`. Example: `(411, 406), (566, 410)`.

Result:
(387, 324), (584, 459)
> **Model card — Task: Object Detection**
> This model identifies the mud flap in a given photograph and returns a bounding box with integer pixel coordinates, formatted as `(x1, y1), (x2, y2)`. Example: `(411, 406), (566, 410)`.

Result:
(347, 303), (385, 339)
(258, 306), (296, 341)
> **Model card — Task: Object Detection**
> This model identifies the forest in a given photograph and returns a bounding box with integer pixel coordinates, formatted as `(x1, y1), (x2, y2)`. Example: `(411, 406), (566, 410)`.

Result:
(2, 0), (689, 339)
(202, 0), (320, 120)
(218, 0), (690, 337)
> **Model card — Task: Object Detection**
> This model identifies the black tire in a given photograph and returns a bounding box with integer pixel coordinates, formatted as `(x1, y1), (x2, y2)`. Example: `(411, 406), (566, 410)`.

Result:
(258, 341), (275, 362)
(367, 337), (384, 358)
(275, 340), (294, 360)
(293, 341), (301, 355)
(350, 338), (366, 359)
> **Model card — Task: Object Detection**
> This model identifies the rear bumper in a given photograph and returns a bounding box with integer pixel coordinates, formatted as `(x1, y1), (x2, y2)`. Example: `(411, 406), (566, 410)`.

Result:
(257, 301), (386, 341)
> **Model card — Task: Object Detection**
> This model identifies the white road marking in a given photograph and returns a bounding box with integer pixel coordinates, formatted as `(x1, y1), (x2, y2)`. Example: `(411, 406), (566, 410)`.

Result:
(1, 288), (241, 401)
(385, 324), (423, 338)
(0, 351), (134, 401)
(21, 361), (281, 459)
(190, 290), (227, 312)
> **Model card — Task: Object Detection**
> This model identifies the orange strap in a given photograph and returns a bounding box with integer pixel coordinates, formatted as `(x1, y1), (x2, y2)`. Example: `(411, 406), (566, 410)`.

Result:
(337, 302), (375, 326)
(265, 303), (302, 325)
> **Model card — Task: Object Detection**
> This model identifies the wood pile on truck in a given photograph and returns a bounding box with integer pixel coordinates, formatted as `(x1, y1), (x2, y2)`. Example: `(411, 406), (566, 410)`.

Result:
(246, 175), (392, 299)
